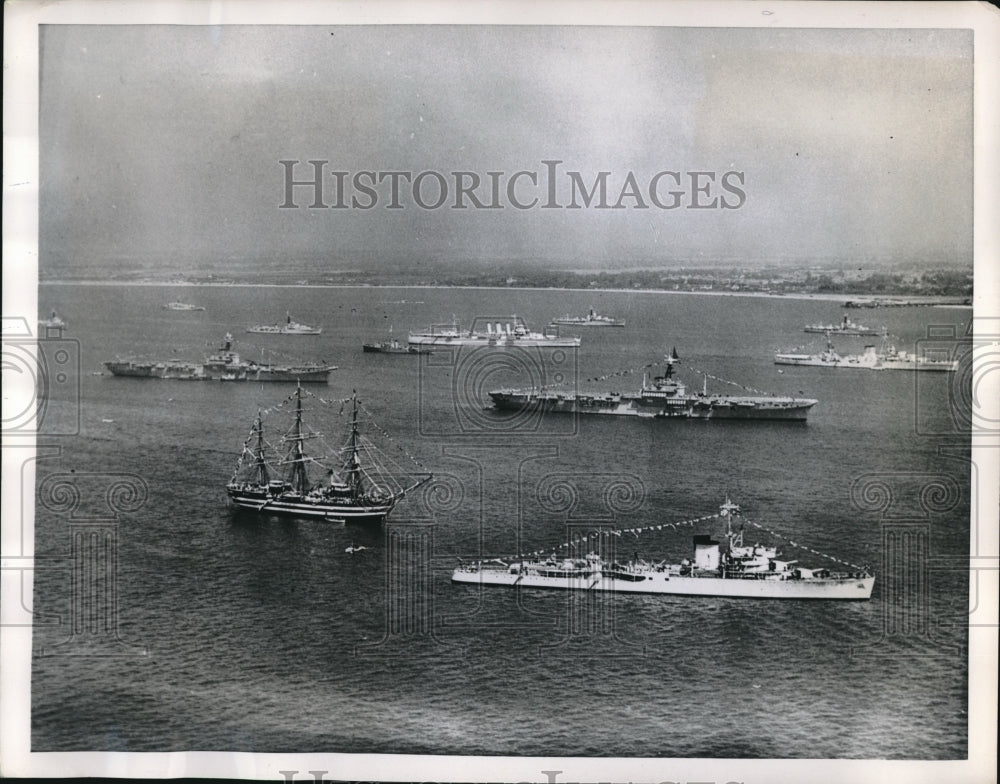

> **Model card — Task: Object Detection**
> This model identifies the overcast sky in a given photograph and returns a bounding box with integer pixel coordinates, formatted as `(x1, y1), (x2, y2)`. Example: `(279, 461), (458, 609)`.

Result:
(39, 25), (972, 275)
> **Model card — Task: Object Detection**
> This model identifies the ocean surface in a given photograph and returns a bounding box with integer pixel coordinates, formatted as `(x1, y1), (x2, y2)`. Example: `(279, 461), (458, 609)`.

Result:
(29, 284), (972, 758)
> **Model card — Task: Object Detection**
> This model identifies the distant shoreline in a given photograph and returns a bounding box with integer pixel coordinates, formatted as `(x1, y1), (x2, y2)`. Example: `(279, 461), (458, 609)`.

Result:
(36, 279), (974, 307)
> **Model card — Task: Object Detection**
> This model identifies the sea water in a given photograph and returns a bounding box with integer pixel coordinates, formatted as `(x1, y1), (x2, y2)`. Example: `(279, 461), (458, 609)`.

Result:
(28, 283), (970, 758)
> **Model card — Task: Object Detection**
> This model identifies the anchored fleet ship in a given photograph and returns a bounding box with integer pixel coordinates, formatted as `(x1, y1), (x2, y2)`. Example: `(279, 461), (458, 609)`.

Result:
(227, 386), (431, 523)
(489, 353), (817, 421)
(803, 314), (879, 336)
(104, 333), (335, 382)
(775, 333), (958, 372)
(452, 500), (874, 600)
(550, 309), (625, 328)
(248, 312), (322, 335)
(408, 316), (581, 348)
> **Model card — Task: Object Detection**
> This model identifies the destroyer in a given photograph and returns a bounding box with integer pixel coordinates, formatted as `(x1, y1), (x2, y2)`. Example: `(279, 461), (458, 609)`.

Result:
(104, 333), (335, 382)
(803, 314), (879, 336)
(363, 338), (432, 354)
(775, 333), (958, 372)
(408, 316), (580, 348)
(248, 313), (322, 335)
(227, 386), (431, 523)
(550, 309), (625, 328)
(363, 329), (433, 354)
(489, 352), (816, 421)
(453, 500), (874, 600)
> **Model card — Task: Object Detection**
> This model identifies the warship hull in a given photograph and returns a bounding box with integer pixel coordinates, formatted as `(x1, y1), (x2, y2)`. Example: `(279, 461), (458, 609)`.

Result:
(773, 354), (878, 369)
(489, 391), (815, 421)
(227, 487), (394, 522)
(104, 361), (332, 382)
(452, 568), (874, 599)
(407, 333), (580, 348)
(774, 352), (957, 371)
(103, 361), (206, 379)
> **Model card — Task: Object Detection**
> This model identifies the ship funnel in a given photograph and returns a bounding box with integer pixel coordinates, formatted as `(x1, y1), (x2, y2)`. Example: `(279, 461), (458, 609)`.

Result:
(487, 323), (493, 334)
(693, 534), (720, 571)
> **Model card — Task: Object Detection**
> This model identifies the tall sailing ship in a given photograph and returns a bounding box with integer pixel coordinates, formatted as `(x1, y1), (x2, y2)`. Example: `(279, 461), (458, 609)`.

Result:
(227, 386), (431, 523)
(453, 500), (874, 600)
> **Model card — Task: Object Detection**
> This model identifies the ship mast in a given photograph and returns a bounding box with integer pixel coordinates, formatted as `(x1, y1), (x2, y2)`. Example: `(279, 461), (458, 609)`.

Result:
(253, 409), (270, 486)
(288, 384), (310, 494)
(346, 392), (364, 500)
(719, 499), (742, 548)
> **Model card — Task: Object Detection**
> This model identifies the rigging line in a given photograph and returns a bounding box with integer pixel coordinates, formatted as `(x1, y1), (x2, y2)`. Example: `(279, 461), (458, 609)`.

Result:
(360, 416), (428, 471)
(741, 518), (866, 571)
(358, 441), (399, 488)
(685, 366), (774, 397)
(517, 513), (723, 559)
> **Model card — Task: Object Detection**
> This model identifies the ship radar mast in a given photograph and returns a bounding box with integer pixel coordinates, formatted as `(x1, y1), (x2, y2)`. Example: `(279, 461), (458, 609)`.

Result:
(652, 347), (681, 390)
(719, 498), (743, 547)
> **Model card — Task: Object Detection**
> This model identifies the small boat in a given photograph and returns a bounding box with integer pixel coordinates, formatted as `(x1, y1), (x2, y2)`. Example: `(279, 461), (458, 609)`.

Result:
(39, 310), (66, 331)
(163, 302), (206, 311)
(248, 313), (322, 335)
(453, 499), (874, 600)
(550, 309), (625, 328)
(227, 386), (432, 523)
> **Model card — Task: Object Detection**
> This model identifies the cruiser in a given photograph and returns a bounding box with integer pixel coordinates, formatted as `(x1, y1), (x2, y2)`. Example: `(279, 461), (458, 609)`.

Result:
(248, 313), (322, 335)
(408, 316), (581, 348)
(550, 309), (625, 328)
(227, 386), (431, 523)
(489, 352), (816, 421)
(104, 333), (335, 382)
(775, 333), (958, 372)
(452, 500), (874, 600)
